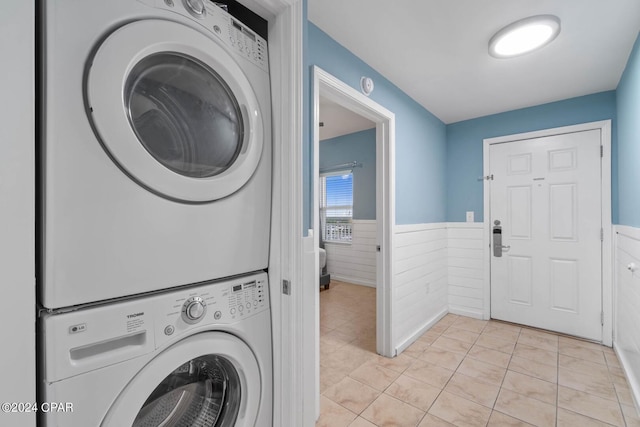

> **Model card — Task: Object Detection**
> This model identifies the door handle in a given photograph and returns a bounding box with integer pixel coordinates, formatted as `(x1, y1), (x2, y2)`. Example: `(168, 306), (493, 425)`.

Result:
(492, 220), (510, 257)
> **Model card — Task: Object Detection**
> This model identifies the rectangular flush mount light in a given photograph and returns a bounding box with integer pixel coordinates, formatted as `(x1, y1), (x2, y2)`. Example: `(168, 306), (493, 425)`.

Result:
(489, 15), (561, 58)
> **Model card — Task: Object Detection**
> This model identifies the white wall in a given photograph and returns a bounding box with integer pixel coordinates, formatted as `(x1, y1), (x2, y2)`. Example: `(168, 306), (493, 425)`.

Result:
(614, 225), (640, 409)
(325, 221), (480, 355)
(0, 3), (35, 427)
(448, 223), (485, 319)
(393, 224), (449, 352)
(324, 220), (376, 286)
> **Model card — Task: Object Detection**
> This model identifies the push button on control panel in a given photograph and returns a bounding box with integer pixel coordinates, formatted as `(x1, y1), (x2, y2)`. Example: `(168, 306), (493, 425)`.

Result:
(228, 278), (267, 318)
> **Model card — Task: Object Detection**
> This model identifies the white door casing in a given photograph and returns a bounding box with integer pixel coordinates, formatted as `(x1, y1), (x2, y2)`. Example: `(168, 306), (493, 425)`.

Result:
(255, 1), (308, 426)
(312, 66), (396, 418)
(233, 0), (305, 426)
(489, 130), (602, 341)
(483, 120), (613, 346)
(312, 65), (396, 354)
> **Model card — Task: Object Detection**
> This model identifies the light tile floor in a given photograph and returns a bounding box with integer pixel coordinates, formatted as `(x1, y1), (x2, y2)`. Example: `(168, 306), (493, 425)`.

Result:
(317, 281), (640, 427)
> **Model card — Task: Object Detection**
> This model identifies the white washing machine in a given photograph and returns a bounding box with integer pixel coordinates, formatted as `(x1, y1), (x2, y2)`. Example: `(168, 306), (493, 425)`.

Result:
(40, 272), (272, 426)
(41, 0), (272, 309)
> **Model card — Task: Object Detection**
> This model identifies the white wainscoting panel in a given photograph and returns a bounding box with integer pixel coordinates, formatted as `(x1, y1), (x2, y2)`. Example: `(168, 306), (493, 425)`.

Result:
(394, 224), (449, 353)
(614, 225), (640, 410)
(447, 223), (485, 319)
(324, 220), (377, 287)
(327, 221), (486, 356)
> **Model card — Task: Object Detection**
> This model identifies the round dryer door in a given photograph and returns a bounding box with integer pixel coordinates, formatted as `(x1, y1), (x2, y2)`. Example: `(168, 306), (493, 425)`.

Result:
(86, 19), (264, 203)
(101, 333), (262, 427)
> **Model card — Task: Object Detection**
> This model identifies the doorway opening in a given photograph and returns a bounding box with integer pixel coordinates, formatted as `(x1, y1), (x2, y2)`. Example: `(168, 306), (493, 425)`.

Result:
(318, 96), (376, 290)
(311, 66), (396, 415)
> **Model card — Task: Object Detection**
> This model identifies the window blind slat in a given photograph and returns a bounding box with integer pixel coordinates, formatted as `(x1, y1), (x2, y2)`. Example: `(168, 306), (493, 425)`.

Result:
(320, 173), (353, 242)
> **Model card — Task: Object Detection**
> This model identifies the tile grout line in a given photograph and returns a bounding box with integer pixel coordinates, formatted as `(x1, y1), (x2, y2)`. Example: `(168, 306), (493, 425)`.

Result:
(489, 323), (520, 426)
(556, 336), (560, 427)
(426, 318), (489, 426)
(405, 315), (466, 426)
(608, 356), (631, 427)
(411, 317), (449, 427)
(321, 285), (630, 427)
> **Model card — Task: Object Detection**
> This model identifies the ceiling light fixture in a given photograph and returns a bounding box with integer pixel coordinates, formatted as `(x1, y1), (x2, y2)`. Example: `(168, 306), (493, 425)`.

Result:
(489, 15), (561, 59)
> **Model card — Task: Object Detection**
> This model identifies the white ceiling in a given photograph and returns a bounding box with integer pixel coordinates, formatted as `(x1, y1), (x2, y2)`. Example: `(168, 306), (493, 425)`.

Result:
(319, 96), (375, 141)
(308, 0), (640, 124)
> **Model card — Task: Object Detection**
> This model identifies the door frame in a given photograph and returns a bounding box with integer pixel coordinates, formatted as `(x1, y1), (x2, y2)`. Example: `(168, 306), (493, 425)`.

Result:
(235, 0), (305, 426)
(312, 66), (396, 359)
(482, 120), (612, 346)
(311, 65), (396, 414)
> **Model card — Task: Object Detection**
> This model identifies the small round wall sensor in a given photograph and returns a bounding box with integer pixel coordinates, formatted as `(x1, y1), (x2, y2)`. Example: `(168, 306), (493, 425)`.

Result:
(360, 77), (374, 96)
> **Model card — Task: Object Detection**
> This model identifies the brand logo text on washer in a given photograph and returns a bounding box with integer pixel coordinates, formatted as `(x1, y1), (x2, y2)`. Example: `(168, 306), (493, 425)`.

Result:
(127, 312), (144, 318)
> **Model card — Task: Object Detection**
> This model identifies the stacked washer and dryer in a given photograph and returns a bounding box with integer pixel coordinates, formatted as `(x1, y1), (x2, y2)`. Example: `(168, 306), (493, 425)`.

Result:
(39, 0), (273, 425)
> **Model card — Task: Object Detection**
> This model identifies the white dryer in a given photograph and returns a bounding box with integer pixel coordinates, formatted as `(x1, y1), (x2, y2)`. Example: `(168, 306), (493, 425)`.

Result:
(40, 272), (272, 426)
(41, 0), (272, 308)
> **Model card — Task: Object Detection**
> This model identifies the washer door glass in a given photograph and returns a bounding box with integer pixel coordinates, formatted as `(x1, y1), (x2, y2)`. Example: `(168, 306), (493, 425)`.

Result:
(100, 332), (262, 427)
(125, 53), (243, 179)
(133, 355), (241, 427)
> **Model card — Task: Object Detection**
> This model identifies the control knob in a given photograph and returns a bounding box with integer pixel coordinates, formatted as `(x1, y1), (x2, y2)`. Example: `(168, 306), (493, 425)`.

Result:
(184, 0), (205, 16)
(182, 296), (207, 324)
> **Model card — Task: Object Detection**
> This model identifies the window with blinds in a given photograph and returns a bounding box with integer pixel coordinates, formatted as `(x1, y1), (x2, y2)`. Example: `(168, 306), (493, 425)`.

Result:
(320, 172), (353, 242)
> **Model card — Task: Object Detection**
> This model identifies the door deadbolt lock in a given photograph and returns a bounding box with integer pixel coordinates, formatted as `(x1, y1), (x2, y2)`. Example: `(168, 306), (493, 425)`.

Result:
(492, 220), (510, 257)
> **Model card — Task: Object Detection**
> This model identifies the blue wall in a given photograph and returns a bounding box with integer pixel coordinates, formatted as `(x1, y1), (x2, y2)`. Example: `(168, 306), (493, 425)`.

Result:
(617, 33), (640, 228)
(320, 129), (376, 220)
(306, 23), (447, 227)
(446, 92), (618, 222)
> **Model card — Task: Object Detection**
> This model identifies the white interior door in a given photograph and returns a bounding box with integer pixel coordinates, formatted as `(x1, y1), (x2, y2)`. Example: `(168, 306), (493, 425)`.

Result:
(489, 129), (603, 341)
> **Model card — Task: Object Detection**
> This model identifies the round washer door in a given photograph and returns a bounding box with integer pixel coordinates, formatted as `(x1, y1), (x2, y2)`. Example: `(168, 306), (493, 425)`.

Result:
(101, 332), (262, 427)
(87, 19), (264, 203)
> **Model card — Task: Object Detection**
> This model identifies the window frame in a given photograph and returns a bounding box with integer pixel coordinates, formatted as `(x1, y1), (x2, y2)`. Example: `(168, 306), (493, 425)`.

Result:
(319, 170), (354, 244)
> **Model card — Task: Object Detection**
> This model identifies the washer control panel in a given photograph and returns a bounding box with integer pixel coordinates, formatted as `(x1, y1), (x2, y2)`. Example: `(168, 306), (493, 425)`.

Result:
(141, 0), (269, 72)
(156, 272), (269, 345)
(226, 278), (266, 319)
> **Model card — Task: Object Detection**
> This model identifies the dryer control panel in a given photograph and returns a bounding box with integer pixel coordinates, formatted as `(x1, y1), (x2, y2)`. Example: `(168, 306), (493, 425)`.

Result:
(139, 0), (269, 72)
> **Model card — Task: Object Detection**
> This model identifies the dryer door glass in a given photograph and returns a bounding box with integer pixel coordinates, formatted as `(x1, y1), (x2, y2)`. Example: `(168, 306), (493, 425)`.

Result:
(132, 355), (241, 427)
(125, 53), (244, 179)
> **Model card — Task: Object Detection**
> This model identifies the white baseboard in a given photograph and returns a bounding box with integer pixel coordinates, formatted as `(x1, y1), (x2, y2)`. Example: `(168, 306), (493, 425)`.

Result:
(614, 343), (640, 414)
(395, 307), (448, 355)
(449, 305), (485, 320)
(330, 274), (376, 288)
